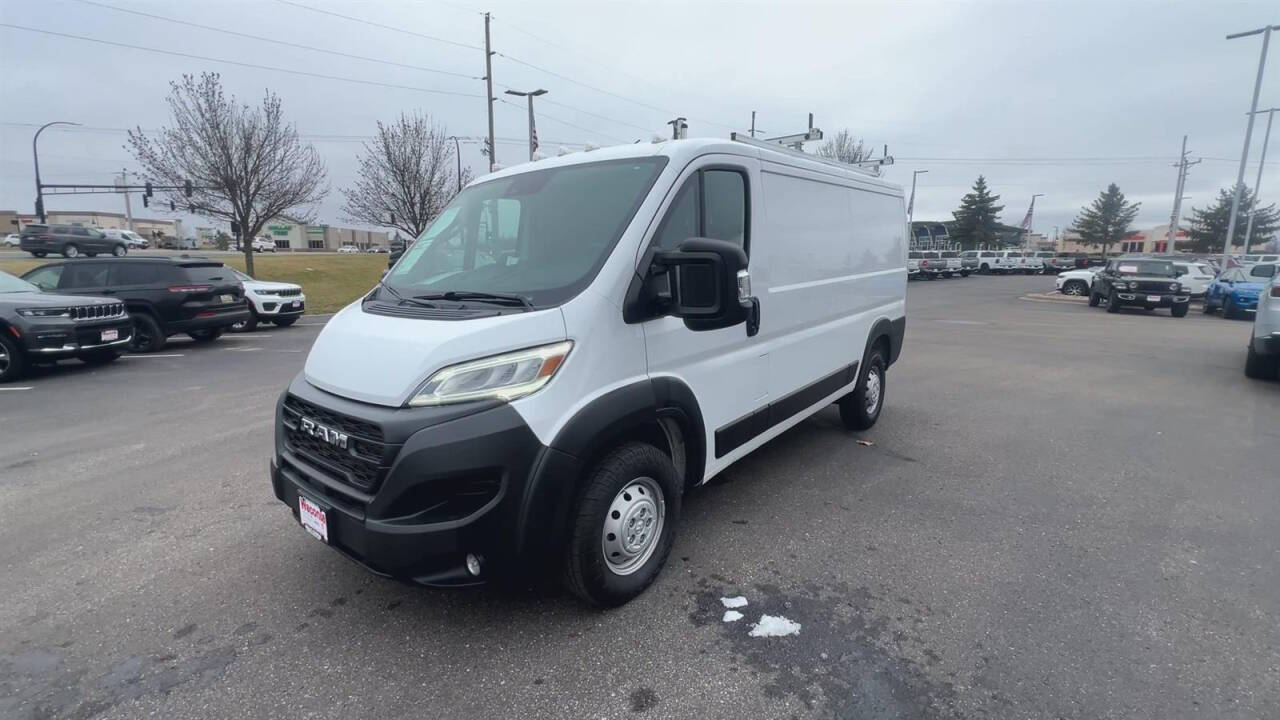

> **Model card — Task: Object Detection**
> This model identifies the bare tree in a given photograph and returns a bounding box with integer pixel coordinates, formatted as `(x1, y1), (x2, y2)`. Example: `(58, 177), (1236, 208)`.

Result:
(341, 112), (470, 239)
(815, 129), (872, 164)
(127, 73), (328, 276)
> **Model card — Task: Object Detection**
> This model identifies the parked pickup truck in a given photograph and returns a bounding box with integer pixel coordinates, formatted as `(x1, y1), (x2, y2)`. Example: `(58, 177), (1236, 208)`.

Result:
(940, 251), (969, 277)
(955, 251), (979, 276)
(917, 251), (945, 278)
(907, 251), (922, 279)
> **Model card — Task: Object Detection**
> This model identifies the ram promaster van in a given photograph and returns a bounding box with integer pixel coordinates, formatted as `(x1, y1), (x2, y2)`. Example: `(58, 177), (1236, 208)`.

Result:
(270, 137), (908, 606)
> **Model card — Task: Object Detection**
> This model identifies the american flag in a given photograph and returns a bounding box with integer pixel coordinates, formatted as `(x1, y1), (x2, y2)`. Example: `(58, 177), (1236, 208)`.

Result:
(530, 116), (539, 156)
(1020, 196), (1037, 231)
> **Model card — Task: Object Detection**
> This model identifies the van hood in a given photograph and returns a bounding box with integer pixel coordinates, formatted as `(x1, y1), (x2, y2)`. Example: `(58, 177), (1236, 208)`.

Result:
(303, 301), (568, 407)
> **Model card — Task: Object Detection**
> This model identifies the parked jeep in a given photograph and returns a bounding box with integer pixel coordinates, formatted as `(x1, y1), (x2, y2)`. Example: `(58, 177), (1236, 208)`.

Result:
(1088, 258), (1189, 317)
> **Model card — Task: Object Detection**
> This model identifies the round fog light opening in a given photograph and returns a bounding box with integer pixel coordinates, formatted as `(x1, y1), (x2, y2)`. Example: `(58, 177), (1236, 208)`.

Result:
(465, 554), (483, 577)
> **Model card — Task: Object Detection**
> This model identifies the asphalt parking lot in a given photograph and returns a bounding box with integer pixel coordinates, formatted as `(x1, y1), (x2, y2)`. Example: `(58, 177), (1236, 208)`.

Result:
(2, 276), (1277, 720)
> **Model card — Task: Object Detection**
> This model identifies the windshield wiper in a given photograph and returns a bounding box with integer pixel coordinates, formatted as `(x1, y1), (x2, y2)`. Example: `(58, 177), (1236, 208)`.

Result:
(377, 282), (438, 308)
(413, 290), (535, 309)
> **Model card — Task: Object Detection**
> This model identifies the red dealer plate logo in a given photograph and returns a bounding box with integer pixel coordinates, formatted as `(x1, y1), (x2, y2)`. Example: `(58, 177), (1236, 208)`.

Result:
(298, 496), (328, 543)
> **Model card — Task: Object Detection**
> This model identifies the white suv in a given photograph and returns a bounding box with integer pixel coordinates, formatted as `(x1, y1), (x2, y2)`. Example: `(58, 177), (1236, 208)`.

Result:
(103, 228), (150, 249)
(1246, 268), (1280, 379)
(227, 269), (305, 331)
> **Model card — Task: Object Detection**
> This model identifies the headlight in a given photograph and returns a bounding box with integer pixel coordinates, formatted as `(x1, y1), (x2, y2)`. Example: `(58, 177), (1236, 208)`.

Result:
(1113, 282), (1130, 290)
(408, 340), (573, 407)
(1169, 283), (1179, 292)
(16, 307), (71, 317)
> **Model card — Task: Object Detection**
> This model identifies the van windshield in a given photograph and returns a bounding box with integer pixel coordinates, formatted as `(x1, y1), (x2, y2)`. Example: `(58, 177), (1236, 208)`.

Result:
(383, 157), (668, 307)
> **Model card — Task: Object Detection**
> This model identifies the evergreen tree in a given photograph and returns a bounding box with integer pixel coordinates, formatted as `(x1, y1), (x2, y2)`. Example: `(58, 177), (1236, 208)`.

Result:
(950, 176), (1005, 249)
(1186, 183), (1280, 254)
(1068, 183), (1141, 257)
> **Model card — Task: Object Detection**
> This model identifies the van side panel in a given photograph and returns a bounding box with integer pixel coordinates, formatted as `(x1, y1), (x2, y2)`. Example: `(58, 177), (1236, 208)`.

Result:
(754, 162), (906, 414)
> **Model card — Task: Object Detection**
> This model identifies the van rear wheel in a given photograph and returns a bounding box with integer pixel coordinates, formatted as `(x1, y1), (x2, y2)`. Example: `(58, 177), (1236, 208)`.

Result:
(564, 442), (681, 607)
(839, 346), (886, 431)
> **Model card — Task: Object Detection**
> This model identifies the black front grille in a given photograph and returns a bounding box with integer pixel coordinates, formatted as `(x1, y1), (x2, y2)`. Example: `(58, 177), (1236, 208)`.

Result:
(275, 288), (302, 297)
(1134, 280), (1179, 293)
(72, 303), (125, 321)
(282, 395), (391, 493)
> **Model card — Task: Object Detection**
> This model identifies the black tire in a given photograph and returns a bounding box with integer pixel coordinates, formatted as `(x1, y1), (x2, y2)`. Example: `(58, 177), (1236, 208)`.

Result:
(960, 270), (971, 277)
(979, 263), (990, 274)
(1244, 344), (1278, 380)
(229, 312), (258, 333)
(563, 442), (681, 607)
(1106, 289), (1121, 313)
(62, 243), (79, 258)
(0, 332), (27, 383)
(128, 313), (166, 353)
(838, 346), (887, 431)
(112, 244), (127, 257)
(31, 251), (47, 258)
(1170, 303), (1188, 318)
(1202, 298), (1215, 314)
(80, 349), (120, 365)
(272, 316), (298, 327)
(1062, 280), (1087, 296)
(1088, 290), (1101, 307)
(1223, 296), (1236, 319)
(188, 328), (223, 343)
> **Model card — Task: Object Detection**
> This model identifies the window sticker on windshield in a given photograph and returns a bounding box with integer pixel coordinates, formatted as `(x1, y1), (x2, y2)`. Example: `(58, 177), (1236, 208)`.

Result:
(1118, 265), (1138, 273)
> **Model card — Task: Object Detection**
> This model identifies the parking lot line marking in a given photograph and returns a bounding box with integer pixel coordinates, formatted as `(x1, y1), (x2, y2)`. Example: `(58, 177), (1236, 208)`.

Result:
(935, 319), (989, 325)
(0, 386), (34, 391)
(225, 347), (261, 352)
(121, 354), (185, 358)
(224, 334), (270, 339)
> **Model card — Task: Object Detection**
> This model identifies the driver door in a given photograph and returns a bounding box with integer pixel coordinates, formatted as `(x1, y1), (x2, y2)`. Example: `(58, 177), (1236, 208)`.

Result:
(641, 156), (767, 482)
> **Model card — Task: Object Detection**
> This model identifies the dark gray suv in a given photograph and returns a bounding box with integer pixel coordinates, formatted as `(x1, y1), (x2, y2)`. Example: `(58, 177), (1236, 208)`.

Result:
(0, 271), (132, 382)
(19, 224), (129, 259)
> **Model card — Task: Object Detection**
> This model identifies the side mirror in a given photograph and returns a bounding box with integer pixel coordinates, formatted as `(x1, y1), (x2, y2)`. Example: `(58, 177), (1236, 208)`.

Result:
(624, 237), (757, 334)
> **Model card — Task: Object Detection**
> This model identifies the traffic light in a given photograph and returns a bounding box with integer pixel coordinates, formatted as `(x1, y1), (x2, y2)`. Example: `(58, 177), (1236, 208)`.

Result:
(144, 181), (153, 198)
(169, 201), (176, 211)
(34, 196), (45, 222)
(142, 195), (149, 208)
(230, 220), (241, 235)
(184, 179), (193, 197)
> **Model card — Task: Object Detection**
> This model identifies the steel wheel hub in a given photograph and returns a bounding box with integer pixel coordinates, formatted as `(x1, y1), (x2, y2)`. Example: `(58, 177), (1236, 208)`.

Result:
(864, 368), (882, 414)
(601, 477), (664, 576)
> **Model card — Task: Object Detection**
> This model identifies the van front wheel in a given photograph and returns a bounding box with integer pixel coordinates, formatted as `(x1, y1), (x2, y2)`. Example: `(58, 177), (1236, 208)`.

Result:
(564, 442), (681, 608)
(839, 347), (886, 431)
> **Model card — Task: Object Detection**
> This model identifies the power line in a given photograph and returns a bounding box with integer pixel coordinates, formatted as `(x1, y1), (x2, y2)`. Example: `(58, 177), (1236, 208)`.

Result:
(497, 98), (626, 143)
(493, 82), (655, 135)
(0, 24), (485, 98)
(490, 16), (739, 131)
(70, 0), (479, 80)
(271, 0), (483, 51)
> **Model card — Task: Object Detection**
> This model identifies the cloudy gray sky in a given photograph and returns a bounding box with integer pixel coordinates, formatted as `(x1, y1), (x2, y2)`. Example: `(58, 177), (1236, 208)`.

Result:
(2, 0), (1277, 239)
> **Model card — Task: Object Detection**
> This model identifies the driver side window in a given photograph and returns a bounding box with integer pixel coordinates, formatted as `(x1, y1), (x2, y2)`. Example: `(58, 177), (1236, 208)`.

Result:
(652, 167), (749, 253)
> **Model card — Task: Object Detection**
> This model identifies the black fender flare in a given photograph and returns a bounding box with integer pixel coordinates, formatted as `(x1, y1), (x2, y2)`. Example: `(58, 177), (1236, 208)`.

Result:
(513, 377), (706, 563)
(863, 316), (906, 376)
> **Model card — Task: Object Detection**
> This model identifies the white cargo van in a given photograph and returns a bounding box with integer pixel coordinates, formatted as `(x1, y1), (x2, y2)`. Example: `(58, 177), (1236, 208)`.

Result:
(270, 137), (908, 606)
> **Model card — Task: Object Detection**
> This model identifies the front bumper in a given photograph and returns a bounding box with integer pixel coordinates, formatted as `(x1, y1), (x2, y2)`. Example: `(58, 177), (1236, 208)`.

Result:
(168, 305), (251, 333)
(270, 376), (580, 586)
(1113, 292), (1190, 308)
(250, 296), (306, 316)
(1228, 294), (1259, 312)
(17, 317), (133, 357)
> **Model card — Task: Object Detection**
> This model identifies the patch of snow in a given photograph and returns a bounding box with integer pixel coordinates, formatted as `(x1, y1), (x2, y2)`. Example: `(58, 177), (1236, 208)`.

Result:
(584, 142), (600, 152)
(722, 610), (743, 622)
(749, 615), (801, 638)
(720, 596), (748, 609)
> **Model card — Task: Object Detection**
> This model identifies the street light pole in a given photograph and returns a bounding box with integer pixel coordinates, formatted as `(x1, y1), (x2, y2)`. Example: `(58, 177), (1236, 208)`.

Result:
(504, 89), (547, 161)
(1026, 193), (1044, 250)
(32, 120), (81, 222)
(447, 135), (463, 193)
(1244, 108), (1277, 253)
(906, 169), (927, 241)
(1222, 24), (1277, 269)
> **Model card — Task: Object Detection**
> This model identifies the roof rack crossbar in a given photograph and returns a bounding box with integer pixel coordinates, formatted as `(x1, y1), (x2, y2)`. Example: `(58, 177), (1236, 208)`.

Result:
(729, 132), (885, 177)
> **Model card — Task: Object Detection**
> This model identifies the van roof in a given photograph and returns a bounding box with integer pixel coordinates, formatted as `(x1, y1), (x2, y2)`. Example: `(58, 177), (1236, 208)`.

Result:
(478, 137), (903, 195)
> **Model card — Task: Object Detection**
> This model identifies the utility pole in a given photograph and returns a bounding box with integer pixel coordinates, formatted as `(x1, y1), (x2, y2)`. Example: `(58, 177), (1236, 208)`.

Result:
(1222, 24), (1277, 269)
(750, 111), (757, 138)
(1166, 135), (1200, 254)
(504, 89), (547, 161)
(1244, 107), (1277, 253)
(907, 169), (927, 238)
(483, 12), (497, 172)
(118, 169), (135, 232)
(1023, 194), (1043, 251)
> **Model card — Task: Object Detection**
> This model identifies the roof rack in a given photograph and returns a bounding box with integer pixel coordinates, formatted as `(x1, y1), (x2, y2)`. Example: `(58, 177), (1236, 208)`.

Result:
(729, 132), (889, 177)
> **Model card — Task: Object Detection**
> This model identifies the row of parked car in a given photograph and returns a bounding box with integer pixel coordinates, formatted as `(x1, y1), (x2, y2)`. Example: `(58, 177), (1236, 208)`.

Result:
(908, 250), (1094, 279)
(1050, 254), (1280, 379)
(0, 256), (307, 382)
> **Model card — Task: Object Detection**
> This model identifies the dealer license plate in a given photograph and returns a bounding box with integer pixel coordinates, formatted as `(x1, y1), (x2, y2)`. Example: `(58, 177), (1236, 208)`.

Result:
(220, 294), (234, 303)
(100, 328), (118, 342)
(298, 496), (328, 543)
(1147, 295), (1161, 302)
